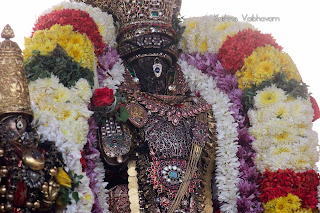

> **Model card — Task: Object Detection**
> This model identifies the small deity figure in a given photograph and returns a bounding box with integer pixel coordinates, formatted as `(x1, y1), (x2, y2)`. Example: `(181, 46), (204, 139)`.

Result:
(0, 25), (61, 212)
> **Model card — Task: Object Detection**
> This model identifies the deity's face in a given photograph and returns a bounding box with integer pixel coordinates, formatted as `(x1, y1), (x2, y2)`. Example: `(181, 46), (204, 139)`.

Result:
(130, 56), (171, 95)
(1, 115), (28, 139)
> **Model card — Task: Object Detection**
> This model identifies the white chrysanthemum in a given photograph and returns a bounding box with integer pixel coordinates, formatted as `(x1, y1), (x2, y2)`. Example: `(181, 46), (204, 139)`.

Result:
(288, 97), (314, 125)
(53, 85), (71, 103)
(254, 84), (287, 109)
(74, 78), (92, 103)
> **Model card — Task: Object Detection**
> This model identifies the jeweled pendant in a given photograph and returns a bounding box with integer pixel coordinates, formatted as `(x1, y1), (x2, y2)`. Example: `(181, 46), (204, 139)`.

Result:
(153, 60), (162, 78)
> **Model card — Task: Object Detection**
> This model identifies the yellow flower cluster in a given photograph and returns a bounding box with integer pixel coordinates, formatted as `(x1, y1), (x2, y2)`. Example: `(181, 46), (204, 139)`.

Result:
(237, 45), (302, 90)
(28, 75), (93, 146)
(263, 194), (314, 213)
(24, 24), (96, 70)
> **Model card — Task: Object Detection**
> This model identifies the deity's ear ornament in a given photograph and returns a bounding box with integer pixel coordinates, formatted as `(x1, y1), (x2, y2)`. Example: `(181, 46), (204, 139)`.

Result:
(0, 24), (33, 123)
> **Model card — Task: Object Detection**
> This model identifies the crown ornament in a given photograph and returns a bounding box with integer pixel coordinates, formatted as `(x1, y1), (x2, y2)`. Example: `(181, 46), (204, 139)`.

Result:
(0, 25), (33, 122)
(73, 0), (182, 64)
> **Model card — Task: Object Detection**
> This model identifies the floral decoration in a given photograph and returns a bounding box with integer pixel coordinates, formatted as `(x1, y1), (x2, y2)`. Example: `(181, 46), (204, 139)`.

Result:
(236, 45), (301, 90)
(41, 1), (116, 46)
(217, 29), (282, 74)
(181, 52), (262, 212)
(181, 16), (255, 54)
(179, 59), (240, 212)
(33, 9), (105, 55)
(24, 24), (96, 70)
(28, 75), (94, 212)
(263, 193), (314, 213)
(259, 169), (320, 209)
(25, 45), (94, 87)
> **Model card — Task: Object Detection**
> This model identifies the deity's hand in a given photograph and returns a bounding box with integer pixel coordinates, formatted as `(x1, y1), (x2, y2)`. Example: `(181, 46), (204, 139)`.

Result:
(98, 117), (133, 166)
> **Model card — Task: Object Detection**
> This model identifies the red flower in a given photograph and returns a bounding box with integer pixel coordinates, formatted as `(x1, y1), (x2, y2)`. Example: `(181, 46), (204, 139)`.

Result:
(310, 96), (320, 122)
(32, 9), (105, 55)
(92, 87), (114, 107)
(259, 169), (320, 208)
(80, 151), (87, 171)
(218, 29), (282, 74)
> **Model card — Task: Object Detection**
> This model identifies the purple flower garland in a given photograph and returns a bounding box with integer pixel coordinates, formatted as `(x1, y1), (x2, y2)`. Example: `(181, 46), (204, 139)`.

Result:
(180, 52), (263, 213)
(84, 45), (120, 212)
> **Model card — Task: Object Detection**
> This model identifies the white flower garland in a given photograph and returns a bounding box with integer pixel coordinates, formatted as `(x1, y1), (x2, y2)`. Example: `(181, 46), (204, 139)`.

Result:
(41, 1), (116, 46)
(178, 60), (240, 213)
(29, 75), (94, 212)
(180, 15), (255, 54)
(248, 86), (319, 173)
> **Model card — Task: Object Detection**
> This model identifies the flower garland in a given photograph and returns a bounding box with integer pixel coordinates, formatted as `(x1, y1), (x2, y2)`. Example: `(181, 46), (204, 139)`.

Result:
(24, 24), (96, 70)
(263, 193), (314, 213)
(179, 59), (240, 213)
(217, 29), (282, 74)
(84, 117), (109, 213)
(33, 9), (105, 55)
(259, 169), (319, 208)
(248, 86), (318, 173)
(214, 20), (320, 211)
(25, 45), (94, 87)
(180, 52), (262, 212)
(180, 16), (255, 54)
(28, 75), (94, 212)
(41, 1), (116, 46)
(236, 45), (302, 90)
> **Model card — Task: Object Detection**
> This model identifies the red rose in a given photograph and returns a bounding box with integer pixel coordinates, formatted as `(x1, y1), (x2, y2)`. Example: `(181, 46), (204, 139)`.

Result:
(92, 87), (114, 107)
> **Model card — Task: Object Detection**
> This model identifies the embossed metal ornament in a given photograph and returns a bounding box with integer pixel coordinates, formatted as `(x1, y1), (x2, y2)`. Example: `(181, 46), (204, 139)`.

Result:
(126, 102), (148, 128)
(0, 25), (33, 122)
(22, 148), (45, 171)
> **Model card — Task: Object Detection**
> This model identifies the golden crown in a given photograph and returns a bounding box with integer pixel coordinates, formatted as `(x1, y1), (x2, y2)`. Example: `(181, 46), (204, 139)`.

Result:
(0, 25), (33, 122)
(74, 0), (182, 63)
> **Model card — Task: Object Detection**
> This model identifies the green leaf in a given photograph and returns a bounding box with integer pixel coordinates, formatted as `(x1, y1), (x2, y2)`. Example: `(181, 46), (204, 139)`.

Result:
(72, 192), (80, 203)
(116, 105), (129, 122)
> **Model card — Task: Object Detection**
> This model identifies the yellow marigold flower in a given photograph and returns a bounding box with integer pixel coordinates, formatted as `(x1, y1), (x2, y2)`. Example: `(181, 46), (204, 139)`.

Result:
(55, 167), (72, 188)
(23, 24), (95, 70)
(237, 44), (302, 90)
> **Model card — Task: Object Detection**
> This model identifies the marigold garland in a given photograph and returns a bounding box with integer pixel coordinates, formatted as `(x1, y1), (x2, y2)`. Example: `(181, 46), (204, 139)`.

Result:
(33, 9), (105, 55)
(41, 1), (116, 46)
(236, 45), (302, 90)
(24, 24), (96, 70)
(218, 29), (282, 74)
